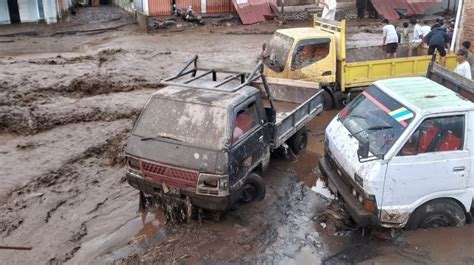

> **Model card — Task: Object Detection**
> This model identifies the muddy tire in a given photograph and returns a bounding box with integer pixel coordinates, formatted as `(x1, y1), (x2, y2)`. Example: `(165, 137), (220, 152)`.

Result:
(322, 90), (334, 110)
(288, 127), (308, 155)
(240, 173), (265, 203)
(406, 199), (466, 230)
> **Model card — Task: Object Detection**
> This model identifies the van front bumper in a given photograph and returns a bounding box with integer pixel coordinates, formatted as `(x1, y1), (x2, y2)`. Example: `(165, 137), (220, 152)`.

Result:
(319, 157), (378, 227)
(126, 171), (234, 211)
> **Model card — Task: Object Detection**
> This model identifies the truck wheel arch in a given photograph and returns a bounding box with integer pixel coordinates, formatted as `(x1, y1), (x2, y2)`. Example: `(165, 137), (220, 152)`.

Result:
(406, 198), (468, 230)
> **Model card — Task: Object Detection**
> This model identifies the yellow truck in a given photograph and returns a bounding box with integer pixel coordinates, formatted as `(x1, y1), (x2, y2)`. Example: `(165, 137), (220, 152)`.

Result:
(263, 17), (457, 109)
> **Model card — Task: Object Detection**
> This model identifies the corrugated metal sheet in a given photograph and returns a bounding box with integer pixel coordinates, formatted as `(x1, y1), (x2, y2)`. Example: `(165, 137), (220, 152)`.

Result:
(0, 0), (11, 24)
(18, 0), (40, 22)
(148, 0), (172, 16)
(206, 0), (234, 13)
(232, 0), (275, 24)
(176, 0), (202, 13)
(372, 0), (440, 20)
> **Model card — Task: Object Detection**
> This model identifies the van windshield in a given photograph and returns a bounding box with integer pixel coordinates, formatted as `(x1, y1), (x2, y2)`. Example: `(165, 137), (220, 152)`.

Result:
(263, 32), (294, 72)
(133, 97), (229, 150)
(338, 86), (415, 156)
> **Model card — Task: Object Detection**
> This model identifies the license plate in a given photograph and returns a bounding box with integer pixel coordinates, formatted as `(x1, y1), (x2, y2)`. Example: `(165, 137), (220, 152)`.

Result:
(162, 182), (180, 195)
(169, 186), (180, 195)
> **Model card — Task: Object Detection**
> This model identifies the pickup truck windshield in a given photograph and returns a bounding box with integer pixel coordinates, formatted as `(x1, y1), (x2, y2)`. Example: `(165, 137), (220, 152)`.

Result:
(133, 97), (228, 150)
(263, 32), (294, 72)
(339, 85), (415, 156)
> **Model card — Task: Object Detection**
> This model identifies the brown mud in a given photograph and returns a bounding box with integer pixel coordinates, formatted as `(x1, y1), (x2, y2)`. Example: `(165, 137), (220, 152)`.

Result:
(0, 5), (473, 265)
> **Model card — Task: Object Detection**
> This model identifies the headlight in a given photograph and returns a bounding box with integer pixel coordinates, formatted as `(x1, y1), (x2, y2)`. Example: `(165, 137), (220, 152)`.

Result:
(127, 157), (141, 170)
(197, 173), (229, 196)
(203, 179), (218, 188)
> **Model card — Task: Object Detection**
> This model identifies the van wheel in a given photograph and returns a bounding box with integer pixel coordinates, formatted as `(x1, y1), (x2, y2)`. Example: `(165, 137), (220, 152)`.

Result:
(407, 199), (466, 230)
(288, 127), (308, 155)
(240, 173), (265, 203)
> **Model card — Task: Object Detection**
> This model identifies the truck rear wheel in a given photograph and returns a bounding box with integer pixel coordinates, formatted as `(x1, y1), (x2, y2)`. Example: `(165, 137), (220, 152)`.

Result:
(240, 173), (265, 203)
(288, 127), (308, 155)
(407, 199), (466, 230)
(322, 90), (334, 110)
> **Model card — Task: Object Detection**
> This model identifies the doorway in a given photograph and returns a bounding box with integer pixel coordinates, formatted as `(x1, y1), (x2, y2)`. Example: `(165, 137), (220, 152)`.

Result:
(7, 0), (20, 23)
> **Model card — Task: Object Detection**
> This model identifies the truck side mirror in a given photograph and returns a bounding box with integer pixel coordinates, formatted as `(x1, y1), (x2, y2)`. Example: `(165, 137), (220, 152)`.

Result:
(357, 138), (369, 160)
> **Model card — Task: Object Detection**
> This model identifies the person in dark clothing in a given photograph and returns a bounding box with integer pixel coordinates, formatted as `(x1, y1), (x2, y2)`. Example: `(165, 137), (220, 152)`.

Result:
(366, 0), (378, 19)
(356, 0), (367, 19)
(424, 24), (449, 66)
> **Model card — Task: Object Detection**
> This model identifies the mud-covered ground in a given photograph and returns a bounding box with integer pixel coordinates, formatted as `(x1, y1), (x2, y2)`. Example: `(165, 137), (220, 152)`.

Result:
(1, 6), (473, 265)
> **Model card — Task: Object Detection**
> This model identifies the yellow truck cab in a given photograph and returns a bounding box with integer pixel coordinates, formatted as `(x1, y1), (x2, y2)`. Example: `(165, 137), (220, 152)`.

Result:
(263, 17), (457, 109)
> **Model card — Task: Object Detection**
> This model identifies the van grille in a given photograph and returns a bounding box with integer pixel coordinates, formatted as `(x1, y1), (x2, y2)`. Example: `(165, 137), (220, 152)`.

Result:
(141, 161), (198, 190)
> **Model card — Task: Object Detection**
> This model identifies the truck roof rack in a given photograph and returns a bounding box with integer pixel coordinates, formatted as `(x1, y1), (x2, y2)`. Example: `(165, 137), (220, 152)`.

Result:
(162, 55), (276, 110)
(162, 55), (268, 93)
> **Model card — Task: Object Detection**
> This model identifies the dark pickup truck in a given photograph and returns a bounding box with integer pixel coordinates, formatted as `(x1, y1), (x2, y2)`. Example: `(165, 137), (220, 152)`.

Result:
(125, 56), (323, 217)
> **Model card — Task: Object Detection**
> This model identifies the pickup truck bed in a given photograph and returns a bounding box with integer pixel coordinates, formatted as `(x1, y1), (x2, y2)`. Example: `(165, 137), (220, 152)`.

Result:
(256, 78), (323, 148)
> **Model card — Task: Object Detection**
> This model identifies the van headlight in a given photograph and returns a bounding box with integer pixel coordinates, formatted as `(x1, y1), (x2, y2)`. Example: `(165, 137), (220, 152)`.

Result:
(127, 157), (141, 170)
(197, 173), (229, 196)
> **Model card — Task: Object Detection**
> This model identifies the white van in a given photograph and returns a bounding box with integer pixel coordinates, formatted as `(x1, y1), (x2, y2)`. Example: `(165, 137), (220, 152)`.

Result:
(319, 63), (474, 229)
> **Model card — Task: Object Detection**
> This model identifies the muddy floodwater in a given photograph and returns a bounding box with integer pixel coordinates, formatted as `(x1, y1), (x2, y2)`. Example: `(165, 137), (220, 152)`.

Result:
(1, 6), (473, 265)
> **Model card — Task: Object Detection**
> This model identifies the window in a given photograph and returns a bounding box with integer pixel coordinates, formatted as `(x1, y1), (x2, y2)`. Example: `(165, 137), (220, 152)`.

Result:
(263, 33), (294, 73)
(232, 103), (259, 144)
(291, 38), (330, 71)
(339, 86), (414, 156)
(399, 115), (464, 156)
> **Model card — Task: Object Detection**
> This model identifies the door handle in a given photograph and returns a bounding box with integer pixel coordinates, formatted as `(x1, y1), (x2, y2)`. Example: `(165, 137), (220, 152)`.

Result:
(258, 135), (264, 142)
(453, 166), (465, 172)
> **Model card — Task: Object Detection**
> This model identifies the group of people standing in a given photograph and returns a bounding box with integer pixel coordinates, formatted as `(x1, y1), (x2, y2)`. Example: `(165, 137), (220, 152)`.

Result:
(381, 18), (472, 80)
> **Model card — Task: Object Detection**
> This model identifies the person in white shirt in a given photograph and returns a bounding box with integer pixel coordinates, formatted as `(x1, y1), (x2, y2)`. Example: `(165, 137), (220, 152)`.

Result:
(382, 19), (399, 59)
(409, 18), (423, 56)
(321, 0), (337, 21)
(454, 50), (472, 80)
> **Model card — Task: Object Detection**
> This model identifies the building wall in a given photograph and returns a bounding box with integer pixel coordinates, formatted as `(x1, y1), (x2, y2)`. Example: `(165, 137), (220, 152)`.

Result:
(0, 0), (11, 24)
(112, 0), (133, 12)
(19, 0), (40, 22)
(461, 0), (474, 52)
(43, 0), (59, 23)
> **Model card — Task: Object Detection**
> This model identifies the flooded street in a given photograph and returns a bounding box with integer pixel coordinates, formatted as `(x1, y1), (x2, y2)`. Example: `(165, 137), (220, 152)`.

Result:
(1, 6), (473, 265)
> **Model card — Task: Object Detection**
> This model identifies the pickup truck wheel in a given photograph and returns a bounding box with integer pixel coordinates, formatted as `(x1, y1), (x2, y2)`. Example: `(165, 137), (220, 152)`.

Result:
(407, 199), (466, 230)
(240, 173), (265, 203)
(288, 128), (308, 155)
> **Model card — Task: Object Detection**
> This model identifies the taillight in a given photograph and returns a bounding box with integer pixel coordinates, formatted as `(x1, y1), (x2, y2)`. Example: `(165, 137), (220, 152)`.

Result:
(128, 157), (141, 170)
(363, 199), (376, 213)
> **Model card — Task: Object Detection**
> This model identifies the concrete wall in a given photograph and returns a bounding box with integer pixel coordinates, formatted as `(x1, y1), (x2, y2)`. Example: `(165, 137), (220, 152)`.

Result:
(0, 0), (11, 24)
(136, 10), (149, 32)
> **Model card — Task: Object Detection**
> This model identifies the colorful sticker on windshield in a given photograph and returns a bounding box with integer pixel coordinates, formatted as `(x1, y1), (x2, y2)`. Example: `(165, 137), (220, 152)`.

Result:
(389, 107), (414, 122)
(362, 91), (410, 127)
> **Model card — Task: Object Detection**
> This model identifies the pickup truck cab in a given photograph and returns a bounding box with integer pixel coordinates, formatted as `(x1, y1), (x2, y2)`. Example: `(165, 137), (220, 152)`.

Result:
(319, 62), (474, 229)
(263, 17), (457, 109)
(125, 57), (323, 217)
